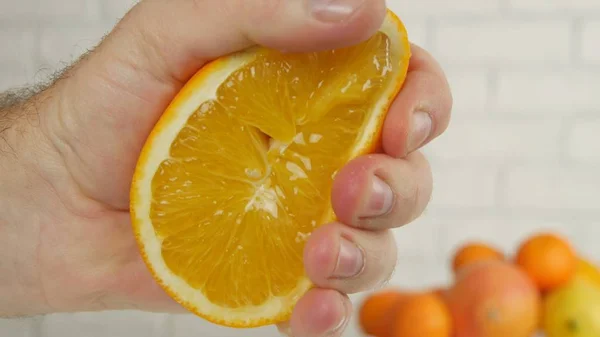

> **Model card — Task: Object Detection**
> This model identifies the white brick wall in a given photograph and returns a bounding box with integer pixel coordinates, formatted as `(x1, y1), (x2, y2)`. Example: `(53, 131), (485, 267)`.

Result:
(37, 0), (100, 20)
(1, 0), (600, 336)
(494, 70), (600, 115)
(582, 21), (600, 63)
(507, 0), (600, 12)
(568, 119), (600, 163)
(38, 25), (112, 73)
(428, 118), (564, 161)
(504, 166), (600, 210)
(0, 0), (37, 20)
(0, 29), (36, 77)
(434, 20), (572, 66)
(392, 0), (501, 16)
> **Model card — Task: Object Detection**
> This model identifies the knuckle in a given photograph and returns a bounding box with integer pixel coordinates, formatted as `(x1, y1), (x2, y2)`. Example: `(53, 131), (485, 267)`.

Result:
(349, 231), (396, 293)
(391, 153), (431, 226)
(373, 261), (397, 291)
(392, 182), (421, 226)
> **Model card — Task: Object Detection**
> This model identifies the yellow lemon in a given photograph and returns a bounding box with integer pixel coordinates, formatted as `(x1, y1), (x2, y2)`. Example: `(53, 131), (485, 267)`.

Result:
(543, 278), (600, 337)
(576, 257), (600, 288)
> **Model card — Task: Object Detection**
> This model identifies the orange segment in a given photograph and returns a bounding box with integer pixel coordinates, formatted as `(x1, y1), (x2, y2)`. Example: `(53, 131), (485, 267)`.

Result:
(131, 9), (411, 328)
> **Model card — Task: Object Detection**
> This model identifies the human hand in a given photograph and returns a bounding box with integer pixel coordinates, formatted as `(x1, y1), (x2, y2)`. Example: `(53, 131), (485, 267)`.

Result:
(0, 0), (451, 335)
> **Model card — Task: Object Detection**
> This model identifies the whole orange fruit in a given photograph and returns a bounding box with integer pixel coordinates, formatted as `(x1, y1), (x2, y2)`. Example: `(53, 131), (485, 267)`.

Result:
(359, 289), (405, 337)
(389, 292), (452, 337)
(452, 242), (504, 274)
(433, 286), (449, 301)
(446, 260), (541, 337)
(515, 233), (577, 291)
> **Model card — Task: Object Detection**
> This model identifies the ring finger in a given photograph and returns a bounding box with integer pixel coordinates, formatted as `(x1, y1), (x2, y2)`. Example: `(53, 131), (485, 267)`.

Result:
(303, 222), (397, 294)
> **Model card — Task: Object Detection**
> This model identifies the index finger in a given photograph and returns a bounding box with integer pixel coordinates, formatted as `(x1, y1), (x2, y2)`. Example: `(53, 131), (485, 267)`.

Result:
(382, 43), (453, 158)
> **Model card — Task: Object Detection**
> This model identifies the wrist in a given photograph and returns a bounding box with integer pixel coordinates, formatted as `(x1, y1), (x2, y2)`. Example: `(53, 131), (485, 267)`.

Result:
(0, 86), (159, 316)
(0, 86), (108, 316)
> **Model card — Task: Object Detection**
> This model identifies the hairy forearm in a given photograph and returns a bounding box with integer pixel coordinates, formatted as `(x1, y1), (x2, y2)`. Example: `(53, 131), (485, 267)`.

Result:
(0, 83), (131, 317)
(0, 82), (81, 317)
(0, 92), (50, 317)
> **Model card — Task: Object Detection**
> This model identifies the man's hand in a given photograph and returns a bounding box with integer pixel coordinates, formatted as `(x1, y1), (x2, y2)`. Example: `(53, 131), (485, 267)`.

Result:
(0, 0), (451, 336)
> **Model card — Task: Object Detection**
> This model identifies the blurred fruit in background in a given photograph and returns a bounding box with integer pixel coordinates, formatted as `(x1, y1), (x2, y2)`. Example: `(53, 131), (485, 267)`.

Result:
(433, 287), (449, 301)
(357, 231), (600, 337)
(446, 260), (540, 337)
(451, 242), (505, 274)
(388, 292), (452, 337)
(576, 258), (600, 288)
(515, 233), (577, 292)
(542, 278), (600, 337)
(359, 289), (405, 337)
(358, 289), (451, 337)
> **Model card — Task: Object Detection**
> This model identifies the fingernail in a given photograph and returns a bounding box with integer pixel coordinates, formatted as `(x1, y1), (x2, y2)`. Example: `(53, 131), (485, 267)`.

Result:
(325, 294), (351, 335)
(309, 0), (365, 22)
(408, 111), (433, 153)
(334, 238), (364, 278)
(362, 176), (393, 218)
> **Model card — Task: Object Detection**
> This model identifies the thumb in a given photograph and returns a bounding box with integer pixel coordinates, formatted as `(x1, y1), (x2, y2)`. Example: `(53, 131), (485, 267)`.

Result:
(42, 0), (387, 210)
(110, 0), (387, 83)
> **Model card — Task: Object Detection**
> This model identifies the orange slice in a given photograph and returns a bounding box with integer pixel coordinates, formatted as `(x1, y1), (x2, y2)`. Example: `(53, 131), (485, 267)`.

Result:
(130, 9), (411, 328)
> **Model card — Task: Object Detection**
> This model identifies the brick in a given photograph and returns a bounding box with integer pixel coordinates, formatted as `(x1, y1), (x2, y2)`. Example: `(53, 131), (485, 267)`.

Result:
(0, 318), (37, 337)
(439, 218), (512, 257)
(445, 70), (489, 114)
(389, 254), (450, 289)
(172, 314), (280, 337)
(426, 118), (562, 161)
(103, 0), (138, 21)
(582, 21), (600, 64)
(41, 311), (168, 337)
(393, 217), (442, 259)
(508, 0), (600, 12)
(38, 25), (112, 73)
(0, 29), (36, 71)
(567, 119), (600, 163)
(0, 0), (37, 19)
(575, 221), (600, 259)
(428, 165), (499, 208)
(504, 166), (600, 210)
(434, 20), (571, 65)
(495, 71), (600, 114)
(0, 0), (100, 21)
(0, 68), (35, 92)
(401, 18), (428, 49)
(387, 0), (500, 17)
(38, 0), (101, 20)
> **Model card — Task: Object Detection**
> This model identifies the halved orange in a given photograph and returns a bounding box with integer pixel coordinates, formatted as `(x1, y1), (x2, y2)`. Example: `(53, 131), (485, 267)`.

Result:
(130, 9), (411, 328)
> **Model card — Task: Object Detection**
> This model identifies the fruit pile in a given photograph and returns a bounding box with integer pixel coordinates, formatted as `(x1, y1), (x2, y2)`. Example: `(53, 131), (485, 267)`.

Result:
(358, 232), (600, 337)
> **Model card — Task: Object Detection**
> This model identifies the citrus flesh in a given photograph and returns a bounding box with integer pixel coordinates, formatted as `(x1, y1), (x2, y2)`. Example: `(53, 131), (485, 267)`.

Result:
(131, 10), (410, 327)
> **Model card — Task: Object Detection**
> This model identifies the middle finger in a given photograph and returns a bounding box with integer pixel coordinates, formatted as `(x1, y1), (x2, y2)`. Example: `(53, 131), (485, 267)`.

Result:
(331, 151), (432, 231)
